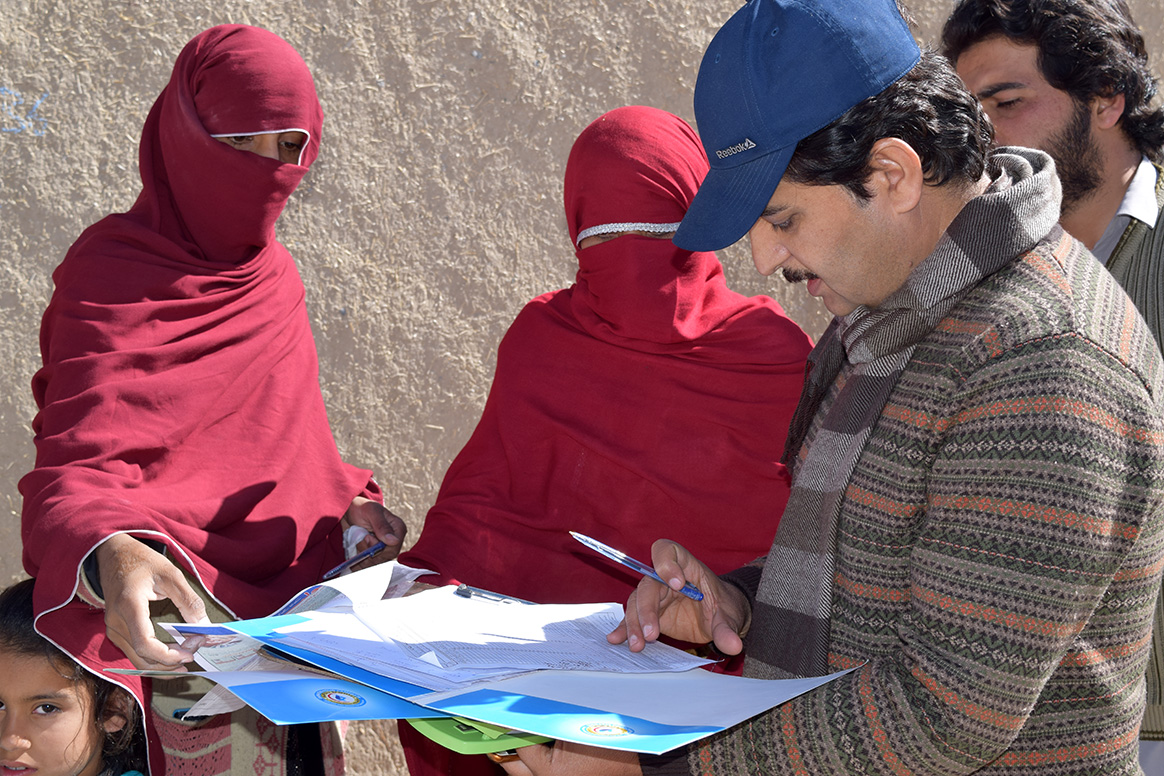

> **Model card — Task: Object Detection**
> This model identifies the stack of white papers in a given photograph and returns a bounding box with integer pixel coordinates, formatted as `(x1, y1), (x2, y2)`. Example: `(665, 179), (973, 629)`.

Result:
(124, 562), (857, 754)
(267, 586), (709, 692)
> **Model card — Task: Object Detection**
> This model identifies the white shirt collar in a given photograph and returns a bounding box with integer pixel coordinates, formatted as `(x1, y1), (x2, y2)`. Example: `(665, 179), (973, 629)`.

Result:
(1091, 156), (1159, 264)
(1120, 155), (1160, 228)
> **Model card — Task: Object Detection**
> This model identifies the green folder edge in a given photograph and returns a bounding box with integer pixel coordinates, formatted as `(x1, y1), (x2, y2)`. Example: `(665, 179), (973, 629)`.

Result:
(407, 716), (551, 755)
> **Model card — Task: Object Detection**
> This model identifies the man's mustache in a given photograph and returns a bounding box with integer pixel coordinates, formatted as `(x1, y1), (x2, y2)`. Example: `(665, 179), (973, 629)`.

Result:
(782, 268), (820, 284)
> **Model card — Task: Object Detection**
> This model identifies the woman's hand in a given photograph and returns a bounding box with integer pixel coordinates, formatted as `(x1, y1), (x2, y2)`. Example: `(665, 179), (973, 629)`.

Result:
(500, 741), (642, 776)
(341, 496), (406, 566)
(609, 539), (750, 657)
(96, 533), (209, 670)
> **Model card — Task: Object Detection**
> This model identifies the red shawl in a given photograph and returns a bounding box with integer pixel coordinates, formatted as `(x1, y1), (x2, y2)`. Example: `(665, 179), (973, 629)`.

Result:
(19, 25), (374, 770)
(401, 106), (811, 605)
(398, 105), (810, 776)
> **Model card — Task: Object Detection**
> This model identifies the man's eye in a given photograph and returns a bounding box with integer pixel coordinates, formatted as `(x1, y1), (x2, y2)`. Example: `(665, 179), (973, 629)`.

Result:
(995, 98), (1021, 109)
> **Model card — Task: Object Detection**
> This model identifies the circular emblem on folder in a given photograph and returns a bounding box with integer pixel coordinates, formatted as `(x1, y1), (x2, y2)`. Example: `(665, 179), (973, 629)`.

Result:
(580, 722), (632, 737)
(315, 689), (367, 707)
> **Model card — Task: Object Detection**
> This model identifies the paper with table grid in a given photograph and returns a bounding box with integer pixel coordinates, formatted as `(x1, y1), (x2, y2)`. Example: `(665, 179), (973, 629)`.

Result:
(254, 584), (711, 692)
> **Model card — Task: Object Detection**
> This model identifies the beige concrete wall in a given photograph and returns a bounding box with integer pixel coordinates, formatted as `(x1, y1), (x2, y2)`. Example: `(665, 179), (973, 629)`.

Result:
(2, 1), (1162, 772)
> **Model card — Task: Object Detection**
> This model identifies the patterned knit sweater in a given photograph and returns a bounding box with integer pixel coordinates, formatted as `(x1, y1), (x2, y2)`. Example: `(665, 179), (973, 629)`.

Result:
(649, 224), (1164, 771)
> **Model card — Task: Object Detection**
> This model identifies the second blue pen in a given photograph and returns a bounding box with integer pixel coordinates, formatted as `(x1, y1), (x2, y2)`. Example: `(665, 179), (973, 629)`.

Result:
(569, 531), (704, 601)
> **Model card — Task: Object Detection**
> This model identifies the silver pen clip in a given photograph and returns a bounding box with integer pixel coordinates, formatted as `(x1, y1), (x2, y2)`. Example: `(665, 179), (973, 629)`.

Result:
(453, 583), (533, 605)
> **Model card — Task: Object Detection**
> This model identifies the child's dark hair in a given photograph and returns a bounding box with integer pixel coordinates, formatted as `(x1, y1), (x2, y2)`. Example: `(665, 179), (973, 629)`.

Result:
(0, 578), (147, 774)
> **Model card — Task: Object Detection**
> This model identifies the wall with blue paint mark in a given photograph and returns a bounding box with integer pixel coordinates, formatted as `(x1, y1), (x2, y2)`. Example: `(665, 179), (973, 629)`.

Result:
(0, 88), (48, 136)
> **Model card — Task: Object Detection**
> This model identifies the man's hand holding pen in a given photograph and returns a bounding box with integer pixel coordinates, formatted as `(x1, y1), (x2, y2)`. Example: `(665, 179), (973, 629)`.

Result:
(607, 539), (751, 657)
(498, 539), (740, 776)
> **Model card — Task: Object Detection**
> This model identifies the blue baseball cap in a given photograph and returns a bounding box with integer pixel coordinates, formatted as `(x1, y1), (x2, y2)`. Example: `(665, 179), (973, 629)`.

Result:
(674, 0), (921, 252)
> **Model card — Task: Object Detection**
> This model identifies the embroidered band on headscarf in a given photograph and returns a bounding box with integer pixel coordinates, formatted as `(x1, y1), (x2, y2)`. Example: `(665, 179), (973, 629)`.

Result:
(574, 221), (682, 246)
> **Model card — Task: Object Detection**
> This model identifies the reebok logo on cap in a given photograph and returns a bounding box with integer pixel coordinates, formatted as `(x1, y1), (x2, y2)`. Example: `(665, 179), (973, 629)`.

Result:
(715, 138), (757, 160)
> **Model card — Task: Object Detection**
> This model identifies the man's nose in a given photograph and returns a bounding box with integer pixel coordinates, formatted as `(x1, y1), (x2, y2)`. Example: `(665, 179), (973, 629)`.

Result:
(748, 233), (789, 276)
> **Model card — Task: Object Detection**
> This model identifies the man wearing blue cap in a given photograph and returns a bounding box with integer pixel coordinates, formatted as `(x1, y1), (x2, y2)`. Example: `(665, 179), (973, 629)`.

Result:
(499, 1), (1164, 775)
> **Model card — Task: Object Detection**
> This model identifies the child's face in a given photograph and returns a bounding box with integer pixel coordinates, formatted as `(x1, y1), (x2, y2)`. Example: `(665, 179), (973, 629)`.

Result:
(0, 651), (118, 776)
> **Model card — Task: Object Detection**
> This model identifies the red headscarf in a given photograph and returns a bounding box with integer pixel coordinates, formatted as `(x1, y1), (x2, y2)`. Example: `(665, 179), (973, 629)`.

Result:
(401, 105), (811, 604)
(19, 25), (375, 770)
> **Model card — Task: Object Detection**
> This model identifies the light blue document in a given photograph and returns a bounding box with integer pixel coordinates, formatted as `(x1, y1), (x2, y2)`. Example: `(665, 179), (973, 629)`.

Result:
(413, 667), (859, 755)
(158, 571), (858, 753)
(188, 669), (441, 724)
(170, 612), (857, 754)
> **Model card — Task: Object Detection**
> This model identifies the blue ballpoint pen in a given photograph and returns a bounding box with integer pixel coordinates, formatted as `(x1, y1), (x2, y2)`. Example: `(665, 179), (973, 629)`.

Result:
(322, 540), (387, 581)
(569, 531), (704, 601)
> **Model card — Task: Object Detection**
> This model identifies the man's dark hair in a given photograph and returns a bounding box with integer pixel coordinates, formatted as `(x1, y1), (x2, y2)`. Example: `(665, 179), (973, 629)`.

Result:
(785, 49), (993, 200)
(941, 0), (1164, 161)
(0, 578), (147, 774)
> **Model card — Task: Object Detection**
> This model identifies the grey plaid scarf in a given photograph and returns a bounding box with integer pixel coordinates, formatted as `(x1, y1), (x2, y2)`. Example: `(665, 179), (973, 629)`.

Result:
(743, 149), (1062, 680)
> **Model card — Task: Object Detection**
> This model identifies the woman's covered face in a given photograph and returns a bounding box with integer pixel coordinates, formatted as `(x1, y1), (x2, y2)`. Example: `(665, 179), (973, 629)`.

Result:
(143, 25), (324, 260)
(214, 131), (308, 165)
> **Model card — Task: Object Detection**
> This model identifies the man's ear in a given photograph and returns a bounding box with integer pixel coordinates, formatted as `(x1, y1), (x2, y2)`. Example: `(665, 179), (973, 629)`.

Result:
(1093, 92), (1127, 130)
(867, 137), (923, 214)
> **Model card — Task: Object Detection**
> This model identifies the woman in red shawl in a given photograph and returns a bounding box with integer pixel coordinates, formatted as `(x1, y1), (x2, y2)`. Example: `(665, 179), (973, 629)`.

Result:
(396, 105), (813, 775)
(19, 25), (404, 776)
